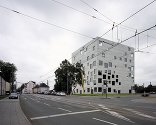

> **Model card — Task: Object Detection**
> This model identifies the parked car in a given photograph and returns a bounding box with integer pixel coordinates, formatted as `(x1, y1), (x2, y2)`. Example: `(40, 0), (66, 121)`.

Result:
(9, 93), (18, 99)
(142, 93), (150, 97)
(56, 92), (66, 96)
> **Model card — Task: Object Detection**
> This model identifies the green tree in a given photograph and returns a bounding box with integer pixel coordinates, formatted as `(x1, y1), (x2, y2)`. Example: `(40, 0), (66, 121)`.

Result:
(0, 60), (17, 91)
(54, 59), (84, 94)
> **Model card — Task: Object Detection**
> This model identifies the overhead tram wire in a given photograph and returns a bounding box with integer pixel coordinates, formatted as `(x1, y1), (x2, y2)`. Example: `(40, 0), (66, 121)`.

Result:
(37, 0), (156, 81)
(0, 5), (93, 39)
(49, 0), (137, 32)
(71, 0), (156, 59)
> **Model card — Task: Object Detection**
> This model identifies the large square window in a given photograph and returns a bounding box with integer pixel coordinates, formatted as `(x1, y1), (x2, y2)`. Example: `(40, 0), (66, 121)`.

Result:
(98, 78), (102, 83)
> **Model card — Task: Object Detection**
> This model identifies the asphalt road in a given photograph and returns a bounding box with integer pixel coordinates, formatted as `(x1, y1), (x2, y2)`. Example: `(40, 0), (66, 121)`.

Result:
(20, 94), (156, 125)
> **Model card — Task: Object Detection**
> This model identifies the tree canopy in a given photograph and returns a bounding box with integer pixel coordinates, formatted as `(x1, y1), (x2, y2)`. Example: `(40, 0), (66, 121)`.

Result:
(0, 60), (17, 83)
(54, 59), (84, 94)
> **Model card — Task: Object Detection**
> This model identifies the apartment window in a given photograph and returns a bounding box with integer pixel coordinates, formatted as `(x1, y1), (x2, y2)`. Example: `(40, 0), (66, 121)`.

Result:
(120, 57), (122, 61)
(98, 78), (102, 83)
(116, 79), (118, 82)
(108, 76), (110, 80)
(128, 67), (131, 71)
(94, 87), (97, 92)
(98, 87), (102, 92)
(94, 69), (96, 74)
(102, 52), (105, 57)
(90, 64), (93, 69)
(98, 70), (102, 75)
(87, 81), (89, 85)
(99, 60), (103, 66)
(124, 58), (127, 62)
(129, 59), (132, 63)
(131, 66), (134, 71)
(93, 46), (95, 51)
(92, 54), (95, 58)
(87, 76), (89, 80)
(93, 61), (96, 66)
(105, 70), (107, 73)
(114, 89), (116, 93)
(87, 88), (90, 92)
(99, 41), (102, 46)
(112, 74), (114, 78)
(108, 70), (111, 75)
(88, 71), (90, 75)
(119, 82), (121, 85)
(93, 80), (96, 85)
(109, 62), (112, 67)
(129, 73), (131, 77)
(90, 78), (92, 82)
(80, 50), (83, 55)
(116, 75), (118, 78)
(103, 74), (106, 79)
(114, 56), (117, 59)
(91, 71), (93, 76)
(108, 88), (111, 92)
(112, 81), (115, 85)
(76, 89), (78, 93)
(104, 63), (108, 68)
(87, 56), (89, 61)
(84, 47), (87, 52)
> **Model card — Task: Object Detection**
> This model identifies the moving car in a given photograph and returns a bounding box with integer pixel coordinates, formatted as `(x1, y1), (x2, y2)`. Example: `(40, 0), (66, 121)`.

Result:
(9, 93), (18, 99)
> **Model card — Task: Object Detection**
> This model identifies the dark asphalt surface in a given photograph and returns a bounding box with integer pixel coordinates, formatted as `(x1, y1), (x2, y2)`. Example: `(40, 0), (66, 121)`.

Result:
(20, 94), (156, 125)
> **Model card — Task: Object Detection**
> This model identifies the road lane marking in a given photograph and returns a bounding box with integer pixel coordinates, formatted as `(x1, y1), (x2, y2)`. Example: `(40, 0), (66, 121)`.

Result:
(43, 103), (50, 106)
(123, 108), (156, 119)
(93, 118), (118, 125)
(30, 109), (100, 120)
(58, 108), (72, 112)
(98, 104), (109, 110)
(105, 110), (135, 123)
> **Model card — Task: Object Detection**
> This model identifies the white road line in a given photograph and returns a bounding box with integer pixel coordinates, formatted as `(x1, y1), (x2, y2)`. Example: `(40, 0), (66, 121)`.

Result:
(123, 108), (156, 119)
(98, 104), (109, 110)
(93, 118), (118, 125)
(43, 103), (50, 106)
(30, 109), (100, 120)
(58, 108), (72, 112)
(106, 110), (135, 123)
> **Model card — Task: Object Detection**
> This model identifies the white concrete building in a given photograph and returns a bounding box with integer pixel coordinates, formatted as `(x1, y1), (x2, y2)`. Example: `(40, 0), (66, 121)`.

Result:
(22, 81), (36, 94)
(72, 37), (135, 94)
(38, 83), (49, 94)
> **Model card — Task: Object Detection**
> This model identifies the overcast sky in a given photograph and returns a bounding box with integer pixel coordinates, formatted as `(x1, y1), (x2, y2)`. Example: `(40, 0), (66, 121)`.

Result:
(0, 0), (156, 88)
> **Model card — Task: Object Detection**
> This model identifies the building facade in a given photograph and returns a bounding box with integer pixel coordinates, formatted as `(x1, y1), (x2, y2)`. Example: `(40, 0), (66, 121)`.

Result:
(22, 81), (36, 94)
(72, 37), (135, 94)
(0, 76), (6, 95)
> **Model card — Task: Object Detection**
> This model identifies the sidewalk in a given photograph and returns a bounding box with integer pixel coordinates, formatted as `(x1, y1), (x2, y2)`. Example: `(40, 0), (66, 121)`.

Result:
(0, 97), (31, 125)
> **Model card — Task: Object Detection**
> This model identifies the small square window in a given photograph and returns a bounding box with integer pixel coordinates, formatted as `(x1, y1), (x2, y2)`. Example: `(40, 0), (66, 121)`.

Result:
(109, 62), (112, 67)
(112, 75), (114, 78)
(105, 70), (107, 73)
(119, 82), (121, 85)
(98, 87), (102, 92)
(99, 60), (103, 66)
(104, 63), (108, 68)
(94, 87), (97, 92)
(87, 56), (89, 61)
(108, 76), (110, 79)
(112, 81), (115, 85)
(98, 70), (102, 75)
(124, 58), (127, 62)
(108, 70), (111, 75)
(116, 79), (118, 82)
(98, 78), (102, 83)
(87, 88), (90, 92)
(116, 75), (118, 78)
(103, 74), (106, 79)
(102, 52), (105, 57)
(108, 88), (111, 92)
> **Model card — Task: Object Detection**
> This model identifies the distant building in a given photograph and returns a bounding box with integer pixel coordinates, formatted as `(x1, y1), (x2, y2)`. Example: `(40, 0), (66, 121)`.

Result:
(0, 76), (6, 95)
(38, 83), (49, 94)
(72, 37), (135, 94)
(32, 84), (40, 94)
(5, 82), (11, 95)
(22, 81), (36, 94)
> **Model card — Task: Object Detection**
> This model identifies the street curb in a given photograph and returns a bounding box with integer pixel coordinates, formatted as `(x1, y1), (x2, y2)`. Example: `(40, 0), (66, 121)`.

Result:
(19, 96), (32, 125)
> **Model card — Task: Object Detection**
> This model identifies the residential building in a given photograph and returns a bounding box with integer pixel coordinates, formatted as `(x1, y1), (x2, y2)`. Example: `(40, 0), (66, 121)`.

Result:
(22, 81), (36, 94)
(0, 76), (6, 95)
(38, 83), (49, 94)
(72, 37), (135, 94)
(32, 84), (40, 94)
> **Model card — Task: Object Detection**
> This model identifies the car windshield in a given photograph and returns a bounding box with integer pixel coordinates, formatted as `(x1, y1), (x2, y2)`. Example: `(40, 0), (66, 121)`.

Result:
(11, 93), (17, 95)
